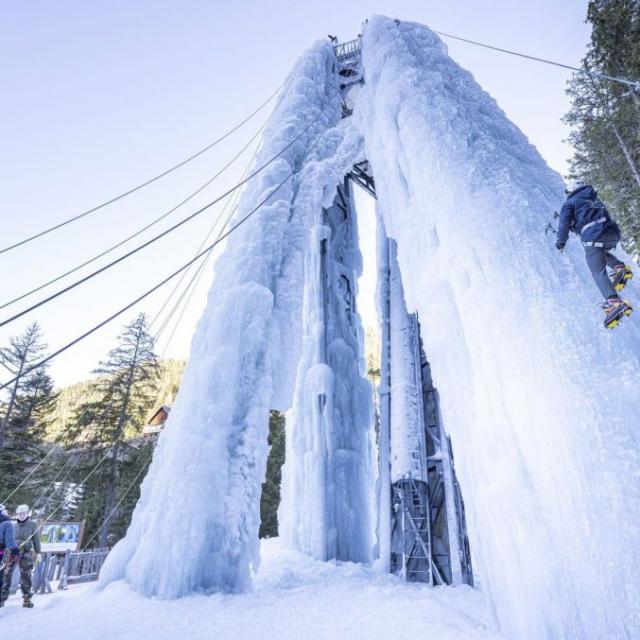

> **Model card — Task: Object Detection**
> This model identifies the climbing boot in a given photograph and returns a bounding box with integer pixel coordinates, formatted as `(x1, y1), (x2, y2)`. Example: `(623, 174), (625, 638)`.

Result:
(603, 298), (633, 329)
(22, 595), (34, 608)
(611, 265), (633, 292)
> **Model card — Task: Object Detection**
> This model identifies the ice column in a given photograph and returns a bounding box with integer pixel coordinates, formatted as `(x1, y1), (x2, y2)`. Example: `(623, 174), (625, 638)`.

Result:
(279, 178), (375, 563)
(99, 41), (354, 598)
(358, 15), (640, 639)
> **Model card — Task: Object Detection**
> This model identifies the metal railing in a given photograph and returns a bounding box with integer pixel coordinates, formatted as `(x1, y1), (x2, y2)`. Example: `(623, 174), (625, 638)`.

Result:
(334, 38), (361, 63)
(6, 549), (110, 596)
(59, 549), (109, 588)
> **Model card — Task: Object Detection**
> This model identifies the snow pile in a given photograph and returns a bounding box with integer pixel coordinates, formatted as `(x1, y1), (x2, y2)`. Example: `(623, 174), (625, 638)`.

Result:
(100, 40), (364, 597)
(7, 539), (503, 640)
(357, 16), (640, 640)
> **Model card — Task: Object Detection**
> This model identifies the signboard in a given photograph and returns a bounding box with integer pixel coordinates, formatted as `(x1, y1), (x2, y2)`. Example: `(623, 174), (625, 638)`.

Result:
(40, 521), (85, 553)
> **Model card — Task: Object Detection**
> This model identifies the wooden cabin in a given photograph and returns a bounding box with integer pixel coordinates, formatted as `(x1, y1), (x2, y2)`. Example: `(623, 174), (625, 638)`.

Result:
(143, 405), (171, 436)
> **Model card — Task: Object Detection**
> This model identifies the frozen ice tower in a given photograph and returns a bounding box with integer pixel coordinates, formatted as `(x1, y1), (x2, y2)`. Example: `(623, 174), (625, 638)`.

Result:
(277, 176), (375, 563)
(101, 15), (640, 640)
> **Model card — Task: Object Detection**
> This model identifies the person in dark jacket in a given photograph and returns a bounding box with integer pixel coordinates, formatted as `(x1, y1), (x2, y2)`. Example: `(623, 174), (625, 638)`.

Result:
(1, 504), (41, 608)
(0, 504), (19, 608)
(556, 179), (633, 328)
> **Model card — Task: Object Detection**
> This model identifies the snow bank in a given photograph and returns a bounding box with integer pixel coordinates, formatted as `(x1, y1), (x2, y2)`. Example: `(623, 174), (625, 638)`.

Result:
(358, 16), (640, 640)
(99, 40), (363, 597)
(8, 539), (503, 640)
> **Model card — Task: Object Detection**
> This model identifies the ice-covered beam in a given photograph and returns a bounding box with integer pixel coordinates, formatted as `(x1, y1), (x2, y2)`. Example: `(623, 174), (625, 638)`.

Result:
(386, 238), (428, 482)
(377, 216), (471, 586)
(357, 15), (640, 640)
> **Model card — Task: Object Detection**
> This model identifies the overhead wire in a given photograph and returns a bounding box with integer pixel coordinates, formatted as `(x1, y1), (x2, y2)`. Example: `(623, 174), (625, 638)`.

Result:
(0, 116), (271, 312)
(1, 80), (282, 508)
(80, 448), (154, 551)
(0, 121), (313, 329)
(79, 126), (288, 550)
(23, 325), (174, 514)
(426, 26), (640, 90)
(1, 444), (59, 505)
(149, 149), (249, 332)
(1, 139), (260, 499)
(21, 417), (136, 547)
(4, 231), (207, 508)
(0, 120), (330, 393)
(151, 138), (254, 343)
(6, 121), (327, 544)
(0, 81), (287, 257)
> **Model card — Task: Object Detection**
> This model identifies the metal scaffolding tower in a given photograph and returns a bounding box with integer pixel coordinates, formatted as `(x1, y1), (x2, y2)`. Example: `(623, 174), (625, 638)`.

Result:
(331, 36), (473, 586)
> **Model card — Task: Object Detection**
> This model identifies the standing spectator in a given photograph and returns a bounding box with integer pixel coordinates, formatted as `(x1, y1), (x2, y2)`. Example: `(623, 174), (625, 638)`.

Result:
(1, 504), (40, 608)
(0, 504), (19, 608)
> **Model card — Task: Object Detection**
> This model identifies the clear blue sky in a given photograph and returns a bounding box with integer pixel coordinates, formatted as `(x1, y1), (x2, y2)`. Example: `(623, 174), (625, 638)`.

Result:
(0, 1), (591, 388)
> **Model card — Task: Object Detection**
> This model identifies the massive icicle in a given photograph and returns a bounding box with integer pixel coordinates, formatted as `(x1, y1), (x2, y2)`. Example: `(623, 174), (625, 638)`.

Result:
(386, 236), (428, 482)
(278, 178), (375, 563)
(357, 16), (640, 640)
(99, 41), (364, 597)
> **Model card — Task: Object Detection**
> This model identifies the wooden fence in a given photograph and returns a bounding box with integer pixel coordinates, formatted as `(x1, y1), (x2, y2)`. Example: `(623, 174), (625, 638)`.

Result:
(8, 549), (110, 595)
(59, 549), (109, 588)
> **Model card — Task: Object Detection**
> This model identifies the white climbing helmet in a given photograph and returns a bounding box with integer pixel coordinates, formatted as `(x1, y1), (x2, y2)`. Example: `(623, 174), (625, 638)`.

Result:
(16, 504), (30, 520)
(0, 504), (7, 516)
(566, 177), (587, 194)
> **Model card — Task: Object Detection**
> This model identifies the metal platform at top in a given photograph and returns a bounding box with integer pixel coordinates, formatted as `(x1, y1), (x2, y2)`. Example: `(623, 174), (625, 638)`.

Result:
(333, 37), (365, 116)
(334, 38), (361, 65)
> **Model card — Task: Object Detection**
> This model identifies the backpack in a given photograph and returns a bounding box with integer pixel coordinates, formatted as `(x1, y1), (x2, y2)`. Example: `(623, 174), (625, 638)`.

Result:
(580, 198), (610, 243)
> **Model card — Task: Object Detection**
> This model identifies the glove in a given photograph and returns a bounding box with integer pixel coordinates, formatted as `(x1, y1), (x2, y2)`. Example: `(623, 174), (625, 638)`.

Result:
(556, 241), (565, 251)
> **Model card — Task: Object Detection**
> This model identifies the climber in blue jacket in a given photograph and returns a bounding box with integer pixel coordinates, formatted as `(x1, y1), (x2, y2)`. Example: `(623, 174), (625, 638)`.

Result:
(556, 178), (633, 329)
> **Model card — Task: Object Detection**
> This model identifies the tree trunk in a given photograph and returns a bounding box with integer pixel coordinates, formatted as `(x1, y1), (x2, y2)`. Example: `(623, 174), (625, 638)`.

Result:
(98, 325), (143, 548)
(587, 70), (640, 192)
(98, 438), (122, 548)
(628, 86), (640, 115)
(608, 121), (640, 191)
(0, 351), (27, 450)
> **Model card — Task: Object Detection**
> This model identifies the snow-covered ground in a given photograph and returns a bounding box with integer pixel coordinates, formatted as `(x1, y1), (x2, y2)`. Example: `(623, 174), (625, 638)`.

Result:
(4, 540), (502, 640)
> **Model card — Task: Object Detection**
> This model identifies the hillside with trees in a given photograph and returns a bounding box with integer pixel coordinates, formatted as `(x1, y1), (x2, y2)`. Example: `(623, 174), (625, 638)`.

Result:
(49, 358), (185, 443)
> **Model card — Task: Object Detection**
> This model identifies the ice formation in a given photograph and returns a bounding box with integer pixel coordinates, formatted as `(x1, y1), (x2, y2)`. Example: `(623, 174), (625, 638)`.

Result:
(100, 40), (368, 597)
(384, 234), (428, 482)
(101, 14), (640, 640)
(357, 16), (640, 640)
(277, 176), (375, 563)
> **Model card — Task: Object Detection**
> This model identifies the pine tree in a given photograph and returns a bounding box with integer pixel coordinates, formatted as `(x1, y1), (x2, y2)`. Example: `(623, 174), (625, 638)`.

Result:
(0, 323), (57, 506)
(259, 411), (285, 538)
(565, 0), (640, 254)
(67, 313), (159, 547)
